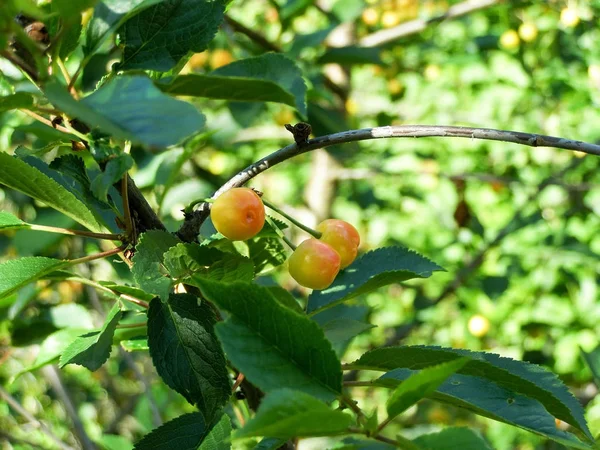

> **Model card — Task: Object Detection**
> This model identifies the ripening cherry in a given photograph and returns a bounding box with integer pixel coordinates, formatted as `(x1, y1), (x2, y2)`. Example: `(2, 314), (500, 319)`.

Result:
(288, 238), (341, 290)
(316, 219), (360, 269)
(210, 188), (265, 241)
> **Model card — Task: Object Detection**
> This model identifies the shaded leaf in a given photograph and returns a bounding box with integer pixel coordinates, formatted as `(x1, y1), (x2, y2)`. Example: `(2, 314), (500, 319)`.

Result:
(308, 247), (444, 314)
(197, 279), (342, 401)
(147, 294), (230, 422)
(163, 243), (254, 285)
(0, 92), (34, 112)
(132, 231), (180, 300)
(234, 389), (353, 440)
(199, 414), (231, 450)
(59, 302), (122, 371)
(85, 0), (164, 54)
(90, 153), (134, 202)
(247, 237), (287, 275)
(118, 0), (225, 71)
(0, 153), (103, 232)
(120, 337), (149, 352)
(45, 77), (205, 148)
(165, 53), (307, 116)
(413, 427), (492, 450)
(350, 345), (593, 443)
(377, 369), (591, 449)
(134, 412), (208, 450)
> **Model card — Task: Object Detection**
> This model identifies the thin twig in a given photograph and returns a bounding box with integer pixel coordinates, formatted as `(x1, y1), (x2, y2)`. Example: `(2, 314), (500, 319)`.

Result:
(177, 124), (600, 241)
(360, 0), (501, 47)
(224, 16), (280, 52)
(19, 109), (73, 135)
(68, 245), (126, 266)
(347, 426), (420, 450)
(0, 385), (74, 450)
(41, 366), (95, 450)
(119, 294), (150, 309)
(26, 223), (122, 241)
(56, 57), (78, 99)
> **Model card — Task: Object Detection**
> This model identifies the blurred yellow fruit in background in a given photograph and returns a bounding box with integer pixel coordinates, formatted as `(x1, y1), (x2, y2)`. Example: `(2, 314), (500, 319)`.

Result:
(468, 314), (490, 338)
(560, 7), (580, 27)
(381, 11), (401, 28)
(500, 29), (520, 50)
(210, 49), (234, 69)
(518, 22), (538, 42)
(362, 8), (380, 26)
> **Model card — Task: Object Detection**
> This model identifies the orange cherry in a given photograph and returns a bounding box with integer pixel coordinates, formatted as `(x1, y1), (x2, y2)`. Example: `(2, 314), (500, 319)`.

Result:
(288, 238), (341, 290)
(210, 188), (265, 241)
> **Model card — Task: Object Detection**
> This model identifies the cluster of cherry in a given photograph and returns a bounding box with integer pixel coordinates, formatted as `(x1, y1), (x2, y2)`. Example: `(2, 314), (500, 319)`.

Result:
(210, 188), (360, 290)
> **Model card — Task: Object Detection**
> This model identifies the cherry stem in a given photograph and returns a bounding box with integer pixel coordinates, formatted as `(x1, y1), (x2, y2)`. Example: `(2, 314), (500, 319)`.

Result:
(262, 198), (322, 239)
(27, 223), (122, 241)
(265, 216), (296, 251)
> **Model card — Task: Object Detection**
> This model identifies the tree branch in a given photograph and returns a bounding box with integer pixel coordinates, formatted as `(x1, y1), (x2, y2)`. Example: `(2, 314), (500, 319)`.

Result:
(359, 0), (501, 47)
(177, 124), (600, 241)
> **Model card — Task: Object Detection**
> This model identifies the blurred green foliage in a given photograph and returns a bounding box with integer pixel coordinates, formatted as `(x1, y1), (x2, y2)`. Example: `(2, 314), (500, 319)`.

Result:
(2, 0), (600, 449)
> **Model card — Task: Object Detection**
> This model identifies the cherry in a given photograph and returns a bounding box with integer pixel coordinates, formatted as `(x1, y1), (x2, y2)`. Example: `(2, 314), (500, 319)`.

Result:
(316, 219), (360, 269)
(210, 188), (265, 241)
(288, 238), (341, 290)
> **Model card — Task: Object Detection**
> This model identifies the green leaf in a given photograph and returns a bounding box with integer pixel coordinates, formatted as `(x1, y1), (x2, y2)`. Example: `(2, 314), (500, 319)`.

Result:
(386, 358), (469, 420)
(349, 345), (593, 443)
(246, 237), (287, 275)
(0, 257), (67, 300)
(45, 77), (205, 148)
(413, 427), (492, 450)
(90, 153), (134, 202)
(165, 53), (307, 117)
(265, 286), (303, 314)
(163, 243), (254, 285)
(134, 412), (208, 450)
(11, 327), (90, 380)
(118, 0), (225, 71)
(99, 282), (155, 302)
(307, 247), (444, 314)
(147, 294), (230, 422)
(132, 231), (181, 300)
(120, 337), (149, 352)
(85, 0), (164, 55)
(199, 414), (231, 450)
(0, 92), (34, 112)
(377, 369), (591, 449)
(320, 318), (374, 352)
(59, 302), (123, 371)
(0, 211), (28, 230)
(196, 279), (342, 401)
(234, 389), (353, 440)
(0, 153), (104, 232)
(317, 46), (383, 66)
